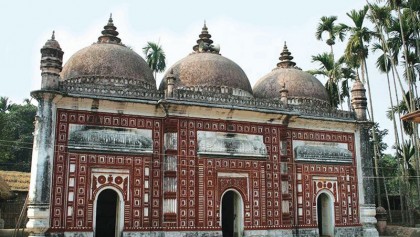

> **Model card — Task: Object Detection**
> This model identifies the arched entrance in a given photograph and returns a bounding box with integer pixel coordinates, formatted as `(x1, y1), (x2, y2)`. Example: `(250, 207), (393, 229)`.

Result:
(221, 190), (243, 237)
(95, 189), (121, 237)
(317, 192), (334, 237)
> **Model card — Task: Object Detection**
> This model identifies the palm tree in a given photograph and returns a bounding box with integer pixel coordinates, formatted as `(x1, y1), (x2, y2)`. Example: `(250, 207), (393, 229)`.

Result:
(369, 4), (403, 148)
(315, 16), (346, 56)
(309, 53), (354, 108)
(341, 5), (385, 206)
(0, 97), (12, 113)
(339, 59), (357, 109)
(368, 0), (420, 224)
(388, 92), (417, 135)
(387, 6), (420, 208)
(142, 41), (166, 79)
(396, 140), (417, 225)
(406, 0), (420, 59)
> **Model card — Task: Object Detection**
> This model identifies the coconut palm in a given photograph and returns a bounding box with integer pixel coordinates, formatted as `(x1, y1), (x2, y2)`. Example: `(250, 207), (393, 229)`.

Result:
(142, 41), (166, 79)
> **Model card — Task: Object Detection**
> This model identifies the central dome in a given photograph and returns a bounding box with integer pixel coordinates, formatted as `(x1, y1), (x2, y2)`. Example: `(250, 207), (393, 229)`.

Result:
(159, 24), (252, 97)
(160, 52), (252, 95)
(60, 16), (155, 89)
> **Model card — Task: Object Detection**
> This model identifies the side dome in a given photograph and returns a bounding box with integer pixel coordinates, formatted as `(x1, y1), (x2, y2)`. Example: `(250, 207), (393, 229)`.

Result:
(60, 16), (155, 89)
(159, 23), (253, 97)
(253, 43), (329, 104)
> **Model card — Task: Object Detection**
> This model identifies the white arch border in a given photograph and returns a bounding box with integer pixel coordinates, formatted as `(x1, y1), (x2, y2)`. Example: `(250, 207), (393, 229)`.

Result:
(220, 188), (245, 235)
(315, 190), (335, 235)
(92, 186), (124, 237)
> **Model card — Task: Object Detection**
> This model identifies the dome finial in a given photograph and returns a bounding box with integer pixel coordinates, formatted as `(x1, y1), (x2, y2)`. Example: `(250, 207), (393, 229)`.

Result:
(43, 30), (61, 49)
(277, 41), (296, 68)
(108, 13), (113, 25)
(193, 21), (215, 53)
(98, 14), (121, 44)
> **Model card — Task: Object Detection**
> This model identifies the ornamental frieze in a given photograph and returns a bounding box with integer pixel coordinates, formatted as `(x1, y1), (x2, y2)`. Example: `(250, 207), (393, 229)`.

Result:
(197, 131), (267, 158)
(90, 168), (130, 201)
(68, 124), (153, 153)
(293, 140), (352, 163)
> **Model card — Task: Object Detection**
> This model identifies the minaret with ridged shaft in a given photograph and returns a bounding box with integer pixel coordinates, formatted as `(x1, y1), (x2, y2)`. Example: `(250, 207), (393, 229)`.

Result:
(40, 31), (63, 90)
(351, 78), (379, 237)
(351, 78), (368, 121)
(27, 31), (64, 237)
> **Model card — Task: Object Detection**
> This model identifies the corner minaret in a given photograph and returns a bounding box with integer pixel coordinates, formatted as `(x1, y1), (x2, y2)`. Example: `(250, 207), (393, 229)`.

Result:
(28, 31), (63, 237)
(352, 78), (379, 237)
(40, 31), (64, 90)
(166, 69), (177, 98)
(280, 83), (288, 105)
(351, 78), (367, 121)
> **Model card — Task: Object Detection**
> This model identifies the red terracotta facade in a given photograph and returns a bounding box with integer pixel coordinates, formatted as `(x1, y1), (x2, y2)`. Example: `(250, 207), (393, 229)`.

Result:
(49, 109), (360, 233)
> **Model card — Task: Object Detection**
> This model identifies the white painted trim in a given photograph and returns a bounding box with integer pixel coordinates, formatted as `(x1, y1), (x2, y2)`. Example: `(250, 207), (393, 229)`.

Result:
(93, 187), (124, 237)
(315, 191), (335, 236)
(220, 189), (244, 237)
(217, 172), (249, 178)
(312, 176), (337, 181)
(354, 129), (365, 206)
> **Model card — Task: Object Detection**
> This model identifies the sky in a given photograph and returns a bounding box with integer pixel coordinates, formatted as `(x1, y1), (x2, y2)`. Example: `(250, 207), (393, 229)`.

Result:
(0, 0), (401, 153)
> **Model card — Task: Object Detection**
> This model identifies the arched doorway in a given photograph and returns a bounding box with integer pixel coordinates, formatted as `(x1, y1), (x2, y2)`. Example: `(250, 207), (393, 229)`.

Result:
(221, 190), (243, 237)
(95, 189), (120, 237)
(317, 192), (334, 237)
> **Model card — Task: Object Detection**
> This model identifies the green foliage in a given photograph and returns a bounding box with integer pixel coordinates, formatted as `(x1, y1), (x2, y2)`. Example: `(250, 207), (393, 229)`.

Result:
(387, 92), (418, 135)
(396, 140), (416, 180)
(315, 16), (346, 46)
(379, 154), (400, 194)
(0, 97), (36, 172)
(309, 53), (356, 108)
(342, 6), (374, 70)
(142, 41), (166, 78)
(369, 122), (389, 157)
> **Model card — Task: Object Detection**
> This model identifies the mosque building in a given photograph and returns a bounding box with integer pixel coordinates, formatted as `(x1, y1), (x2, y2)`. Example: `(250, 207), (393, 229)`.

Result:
(26, 16), (379, 237)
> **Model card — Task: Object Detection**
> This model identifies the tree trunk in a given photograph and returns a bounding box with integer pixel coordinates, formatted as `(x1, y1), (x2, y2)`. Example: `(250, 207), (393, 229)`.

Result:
(382, 172), (393, 223)
(398, 176), (405, 224)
